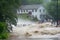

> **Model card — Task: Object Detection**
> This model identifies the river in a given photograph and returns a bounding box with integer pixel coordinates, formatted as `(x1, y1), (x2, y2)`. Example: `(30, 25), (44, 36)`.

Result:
(9, 18), (60, 40)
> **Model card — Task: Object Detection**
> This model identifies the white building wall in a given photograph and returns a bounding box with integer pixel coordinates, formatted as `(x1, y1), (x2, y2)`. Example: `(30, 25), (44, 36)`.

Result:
(32, 9), (37, 17)
(17, 6), (47, 21)
(18, 10), (33, 14)
(36, 6), (46, 20)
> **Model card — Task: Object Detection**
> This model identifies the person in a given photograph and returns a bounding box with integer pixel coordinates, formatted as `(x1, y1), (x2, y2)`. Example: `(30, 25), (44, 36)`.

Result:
(28, 11), (32, 16)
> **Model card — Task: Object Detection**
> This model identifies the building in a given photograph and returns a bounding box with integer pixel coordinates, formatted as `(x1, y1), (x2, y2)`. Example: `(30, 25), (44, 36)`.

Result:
(17, 4), (47, 21)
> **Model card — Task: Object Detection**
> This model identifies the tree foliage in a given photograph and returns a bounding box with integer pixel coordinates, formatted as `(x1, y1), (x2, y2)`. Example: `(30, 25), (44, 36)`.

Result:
(0, 0), (21, 39)
(0, 0), (21, 25)
(21, 0), (43, 5)
(0, 22), (9, 39)
(46, 0), (60, 21)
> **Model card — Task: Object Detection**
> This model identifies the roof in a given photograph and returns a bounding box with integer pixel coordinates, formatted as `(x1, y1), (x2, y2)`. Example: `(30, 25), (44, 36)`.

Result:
(19, 4), (43, 10)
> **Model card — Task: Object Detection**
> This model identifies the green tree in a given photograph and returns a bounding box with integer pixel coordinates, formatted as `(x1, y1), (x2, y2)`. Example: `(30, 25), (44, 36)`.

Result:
(27, 0), (43, 4)
(0, 0), (21, 25)
(21, 0), (28, 5)
(21, 0), (43, 5)
(46, 0), (60, 25)
(0, 22), (9, 39)
(0, 0), (21, 39)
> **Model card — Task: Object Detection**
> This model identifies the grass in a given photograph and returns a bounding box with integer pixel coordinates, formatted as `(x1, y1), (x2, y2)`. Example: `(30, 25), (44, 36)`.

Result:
(18, 13), (31, 20)
(18, 13), (38, 21)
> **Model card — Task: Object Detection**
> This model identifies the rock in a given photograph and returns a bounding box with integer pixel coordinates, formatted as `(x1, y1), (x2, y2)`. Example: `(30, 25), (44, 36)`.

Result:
(25, 32), (32, 37)
(34, 31), (39, 33)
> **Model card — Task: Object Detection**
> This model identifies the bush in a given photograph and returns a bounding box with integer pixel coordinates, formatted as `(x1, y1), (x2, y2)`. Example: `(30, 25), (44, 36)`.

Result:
(32, 17), (38, 21)
(0, 22), (9, 39)
(0, 32), (9, 39)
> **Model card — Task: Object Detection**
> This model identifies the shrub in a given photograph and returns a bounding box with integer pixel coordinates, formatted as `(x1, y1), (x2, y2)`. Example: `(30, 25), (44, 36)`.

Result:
(0, 32), (9, 39)
(0, 22), (9, 39)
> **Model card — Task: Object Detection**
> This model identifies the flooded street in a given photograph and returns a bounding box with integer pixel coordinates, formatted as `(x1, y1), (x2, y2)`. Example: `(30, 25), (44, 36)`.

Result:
(9, 18), (60, 40)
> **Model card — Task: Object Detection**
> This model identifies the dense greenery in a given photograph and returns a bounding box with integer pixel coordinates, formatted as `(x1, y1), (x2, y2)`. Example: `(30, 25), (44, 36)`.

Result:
(0, 22), (9, 39)
(46, 0), (60, 21)
(0, 0), (21, 39)
(21, 0), (43, 5)
(19, 14), (31, 20)
(0, 0), (21, 25)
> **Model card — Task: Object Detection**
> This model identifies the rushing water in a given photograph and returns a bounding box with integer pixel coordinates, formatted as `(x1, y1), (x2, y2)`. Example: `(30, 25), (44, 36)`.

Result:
(17, 18), (36, 26)
(10, 18), (60, 40)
